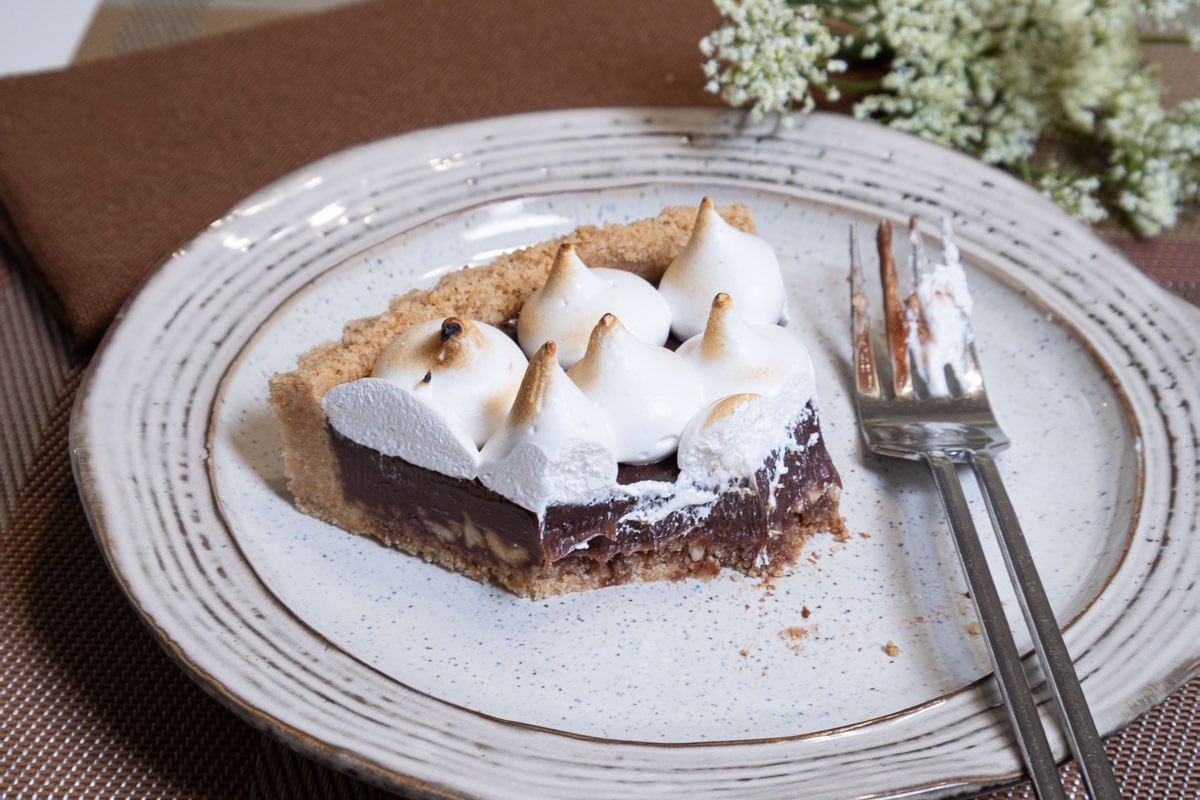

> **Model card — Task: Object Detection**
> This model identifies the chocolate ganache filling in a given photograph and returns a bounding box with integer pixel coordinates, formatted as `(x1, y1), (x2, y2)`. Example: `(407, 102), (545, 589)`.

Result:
(329, 401), (840, 568)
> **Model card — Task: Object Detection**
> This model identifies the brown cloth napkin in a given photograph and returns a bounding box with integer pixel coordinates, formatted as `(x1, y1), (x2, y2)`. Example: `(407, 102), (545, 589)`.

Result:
(0, 0), (722, 345)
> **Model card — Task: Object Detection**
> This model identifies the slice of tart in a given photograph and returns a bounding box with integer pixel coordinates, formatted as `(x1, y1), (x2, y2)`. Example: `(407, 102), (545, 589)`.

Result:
(269, 200), (844, 599)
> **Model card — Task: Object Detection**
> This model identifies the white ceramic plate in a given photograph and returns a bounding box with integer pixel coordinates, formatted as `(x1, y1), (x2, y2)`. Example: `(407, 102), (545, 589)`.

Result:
(73, 108), (1199, 799)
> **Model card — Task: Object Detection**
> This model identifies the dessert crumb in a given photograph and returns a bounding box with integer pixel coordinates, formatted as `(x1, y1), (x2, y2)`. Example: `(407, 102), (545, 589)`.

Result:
(884, 641), (901, 657)
(966, 621), (982, 636)
(778, 626), (808, 653)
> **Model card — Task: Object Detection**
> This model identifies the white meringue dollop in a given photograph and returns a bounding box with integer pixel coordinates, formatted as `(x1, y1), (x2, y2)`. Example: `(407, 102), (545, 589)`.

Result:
(567, 313), (705, 465)
(479, 342), (618, 513)
(517, 243), (671, 367)
(676, 292), (816, 403)
(658, 197), (787, 340)
(372, 316), (527, 446)
(323, 377), (481, 480)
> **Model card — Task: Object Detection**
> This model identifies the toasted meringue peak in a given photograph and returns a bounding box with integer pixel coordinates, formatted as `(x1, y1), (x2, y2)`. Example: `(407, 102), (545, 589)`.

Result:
(378, 316), (486, 374)
(567, 314), (705, 464)
(675, 293), (816, 402)
(698, 292), (736, 359)
(658, 197), (787, 339)
(372, 316), (527, 446)
(575, 312), (619, 367)
(507, 340), (559, 426)
(435, 316), (486, 361)
(479, 340), (618, 513)
(517, 244), (671, 367)
(542, 243), (588, 294)
(677, 374), (813, 490)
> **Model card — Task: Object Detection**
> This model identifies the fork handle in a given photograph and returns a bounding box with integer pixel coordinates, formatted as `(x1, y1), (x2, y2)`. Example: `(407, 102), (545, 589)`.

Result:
(970, 452), (1124, 800)
(925, 454), (1067, 800)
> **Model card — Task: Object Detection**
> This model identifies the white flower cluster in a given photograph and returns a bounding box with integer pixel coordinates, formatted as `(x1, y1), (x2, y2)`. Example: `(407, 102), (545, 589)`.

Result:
(700, 0), (846, 121)
(1037, 173), (1107, 225)
(701, 0), (1200, 234)
(1105, 74), (1200, 234)
(1143, 0), (1200, 47)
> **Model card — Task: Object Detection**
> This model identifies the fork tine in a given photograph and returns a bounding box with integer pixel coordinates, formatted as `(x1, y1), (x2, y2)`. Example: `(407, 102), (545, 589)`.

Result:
(936, 216), (986, 398)
(849, 222), (880, 399)
(878, 220), (913, 397)
(960, 341), (988, 398)
(936, 215), (961, 272)
(908, 216), (930, 283)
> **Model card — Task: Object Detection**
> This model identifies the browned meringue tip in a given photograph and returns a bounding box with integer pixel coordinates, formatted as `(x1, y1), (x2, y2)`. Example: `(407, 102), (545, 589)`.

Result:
(704, 392), (760, 426)
(693, 196), (718, 231)
(439, 316), (468, 341)
(700, 293), (734, 357)
(552, 241), (577, 266)
(510, 340), (559, 424)
(543, 241), (584, 292)
(573, 313), (622, 372)
(435, 316), (484, 366)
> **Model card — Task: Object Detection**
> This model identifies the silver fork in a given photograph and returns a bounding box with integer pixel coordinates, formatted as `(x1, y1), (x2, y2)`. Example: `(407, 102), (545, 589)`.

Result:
(848, 219), (1122, 800)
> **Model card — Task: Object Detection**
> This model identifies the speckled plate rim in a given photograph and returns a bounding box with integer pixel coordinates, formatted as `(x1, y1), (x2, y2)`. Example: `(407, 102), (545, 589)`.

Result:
(70, 107), (1200, 800)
